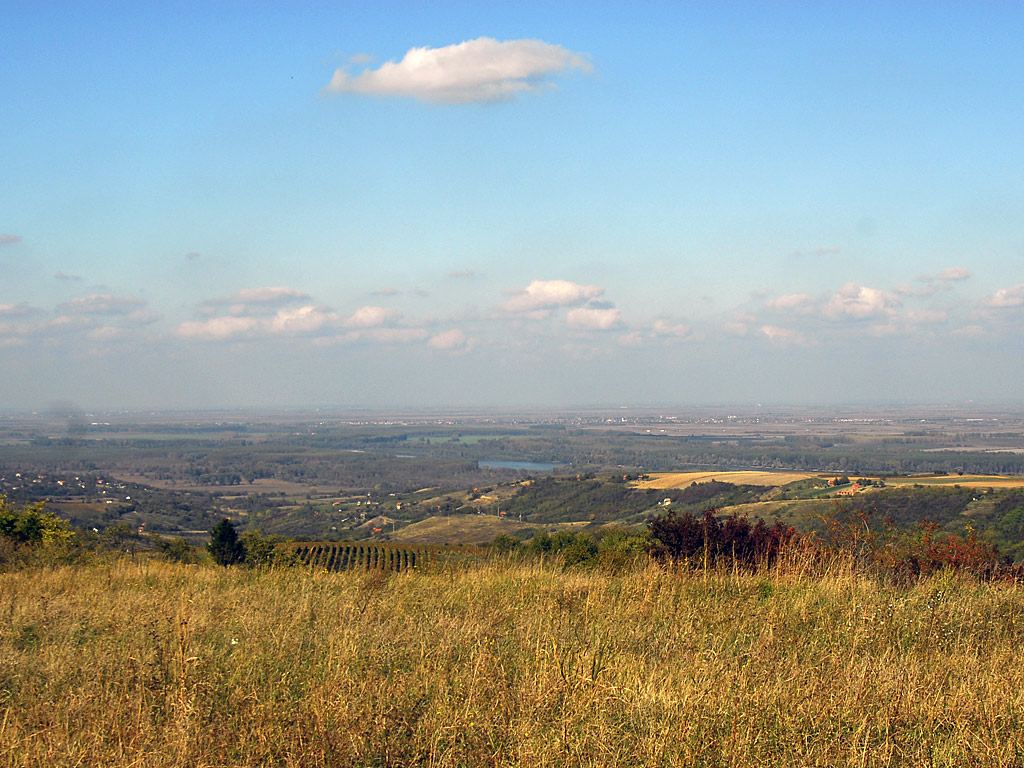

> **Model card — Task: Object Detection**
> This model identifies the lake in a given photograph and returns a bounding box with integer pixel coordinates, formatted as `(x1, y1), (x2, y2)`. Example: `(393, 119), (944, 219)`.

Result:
(479, 459), (561, 472)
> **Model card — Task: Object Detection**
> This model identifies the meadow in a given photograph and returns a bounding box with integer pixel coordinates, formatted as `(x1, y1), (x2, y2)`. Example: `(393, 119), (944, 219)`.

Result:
(3, 553), (1023, 767)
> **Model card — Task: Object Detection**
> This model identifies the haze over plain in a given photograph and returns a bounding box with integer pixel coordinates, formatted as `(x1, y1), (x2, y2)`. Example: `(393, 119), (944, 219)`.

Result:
(2, 2), (1023, 409)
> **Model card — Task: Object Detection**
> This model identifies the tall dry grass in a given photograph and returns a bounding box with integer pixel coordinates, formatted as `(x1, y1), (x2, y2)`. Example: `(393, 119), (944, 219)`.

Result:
(2, 553), (1023, 767)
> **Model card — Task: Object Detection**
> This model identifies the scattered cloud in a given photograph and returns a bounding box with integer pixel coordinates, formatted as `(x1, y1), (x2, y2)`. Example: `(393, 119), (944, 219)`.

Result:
(184, 252), (202, 262)
(450, 270), (479, 279)
(325, 37), (591, 104)
(983, 284), (1024, 308)
(59, 293), (147, 316)
(349, 53), (374, 64)
(0, 303), (34, 318)
(54, 271), (82, 281)
(760, 325), (810, 346)
(365, 327), (429, 344)
(823, 283), (898, 320)
(937, 267), (971, 282)
(176, 316), (259, 341)
(503, 279), (603, 313)
(228, 286), (310, 305)
(765, 293), (812, 311)
(428, 329), (468, 350)
(265, 306), (340, 335)
(0, 235), (22, 246)
(566, 306), (622, 331)
(651, 319), (691, 338)
(344, 305), (402, 328)
(371, 287), (400, 297)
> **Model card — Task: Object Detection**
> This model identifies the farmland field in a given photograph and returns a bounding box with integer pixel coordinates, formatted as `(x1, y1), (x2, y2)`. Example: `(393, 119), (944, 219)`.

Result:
(636, 470), (821, 489)
(885, 474), (1024, 489)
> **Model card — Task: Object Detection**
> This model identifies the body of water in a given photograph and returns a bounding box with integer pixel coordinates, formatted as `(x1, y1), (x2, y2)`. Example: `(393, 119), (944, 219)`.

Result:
(479, 459), (561, 472)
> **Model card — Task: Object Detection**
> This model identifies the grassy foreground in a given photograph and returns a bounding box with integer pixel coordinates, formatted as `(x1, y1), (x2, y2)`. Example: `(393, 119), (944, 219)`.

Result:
(2, 556), (1024, 767)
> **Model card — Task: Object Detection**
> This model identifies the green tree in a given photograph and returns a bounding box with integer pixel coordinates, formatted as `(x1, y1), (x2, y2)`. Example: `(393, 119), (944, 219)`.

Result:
(207, 518), (244, 566)
(0, 496), (74, 545)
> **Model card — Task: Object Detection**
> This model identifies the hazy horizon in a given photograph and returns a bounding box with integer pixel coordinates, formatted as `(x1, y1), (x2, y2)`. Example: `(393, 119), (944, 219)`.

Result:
(3, 3), (1023, 411)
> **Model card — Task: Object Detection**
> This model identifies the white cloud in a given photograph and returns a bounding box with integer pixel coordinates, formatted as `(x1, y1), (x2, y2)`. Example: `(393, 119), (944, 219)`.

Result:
(365, 327), (429, 344)
(566, 306), (622, 330)
(652, 319), (691, 337)
(60, 293), (146, 315)
(345, 305), (401, 328)
(266, 306), (339, 335)
(326, 37), (591, 104)
(760, 325), (809, 345)
(937, 267), (971, 282)
(765, 293), (811, 311)
(983, 284), (1024, 308)
(0, 303), (33, 317)
(428, 329), (468, 350)
(208, 286), (309, 307)
(503, 279), (603, 313)
(823, 283), (898, 320)
(176, 316), (259, 341)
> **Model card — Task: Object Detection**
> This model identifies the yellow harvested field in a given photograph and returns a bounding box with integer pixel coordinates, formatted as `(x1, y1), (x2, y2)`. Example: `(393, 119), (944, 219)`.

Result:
(886, 474), (1024, 489)
(636, 471), (820, 489)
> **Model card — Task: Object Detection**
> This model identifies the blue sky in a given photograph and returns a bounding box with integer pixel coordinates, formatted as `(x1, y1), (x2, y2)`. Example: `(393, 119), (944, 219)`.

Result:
(2, 2), (1023, 410)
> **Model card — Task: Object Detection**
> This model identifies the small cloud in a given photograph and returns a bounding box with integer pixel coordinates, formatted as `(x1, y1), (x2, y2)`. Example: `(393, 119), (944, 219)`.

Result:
(823, 283), (898, 320)
(652, 319), (691, 338)
(765, 293), (811, 311)
(937, 267), (970, 282)
(450, 269), (479, 279)
(371, 287), (400, 297)
(349, 52), (374, 64)
(0, 235), (22, 246)
(0, 302), (33, 318)
(60, 293), (146, 315)
(428, 329), (468, 350)
(566, 306), (622, 331)
(54, 271), (82, 282)
(176, 316), (259, 341)
(760, 325), (809, 345)
(87, 326), (123, 342)
(618, 331), (644, 347)
(325, 37), (591, 104)
(365, 327), (428, 344)
(229, 286), (310, 305)
(344, 305), (401, 328)
(982, 284), (1024, 308)
(184, 252), (202, 262)
(503, 279), (603, 313)
(951, 324), (985, 339)
(791, 246), (840, 258)
(266, 306), (339, 335)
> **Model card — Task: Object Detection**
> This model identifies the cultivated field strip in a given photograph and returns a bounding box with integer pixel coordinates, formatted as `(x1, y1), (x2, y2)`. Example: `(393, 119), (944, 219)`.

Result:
(291, 541), (486, 572)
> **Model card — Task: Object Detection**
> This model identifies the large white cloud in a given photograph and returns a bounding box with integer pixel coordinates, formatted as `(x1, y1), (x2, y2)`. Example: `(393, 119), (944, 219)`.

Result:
(502, 279), (603, 313)
(823, 283), (898, 320)
(983, 284), (1024, 308)
(326, 37), (591, 104)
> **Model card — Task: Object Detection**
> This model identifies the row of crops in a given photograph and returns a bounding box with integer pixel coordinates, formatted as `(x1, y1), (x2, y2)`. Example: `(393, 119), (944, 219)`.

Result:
(292, 542), (427, 572)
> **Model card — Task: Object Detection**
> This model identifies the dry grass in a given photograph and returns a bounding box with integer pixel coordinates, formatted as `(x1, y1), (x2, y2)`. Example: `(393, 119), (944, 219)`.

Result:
(637, 471), (821, 489)
(2, 557), (1024, 767)
(393, 514), (532, 545)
